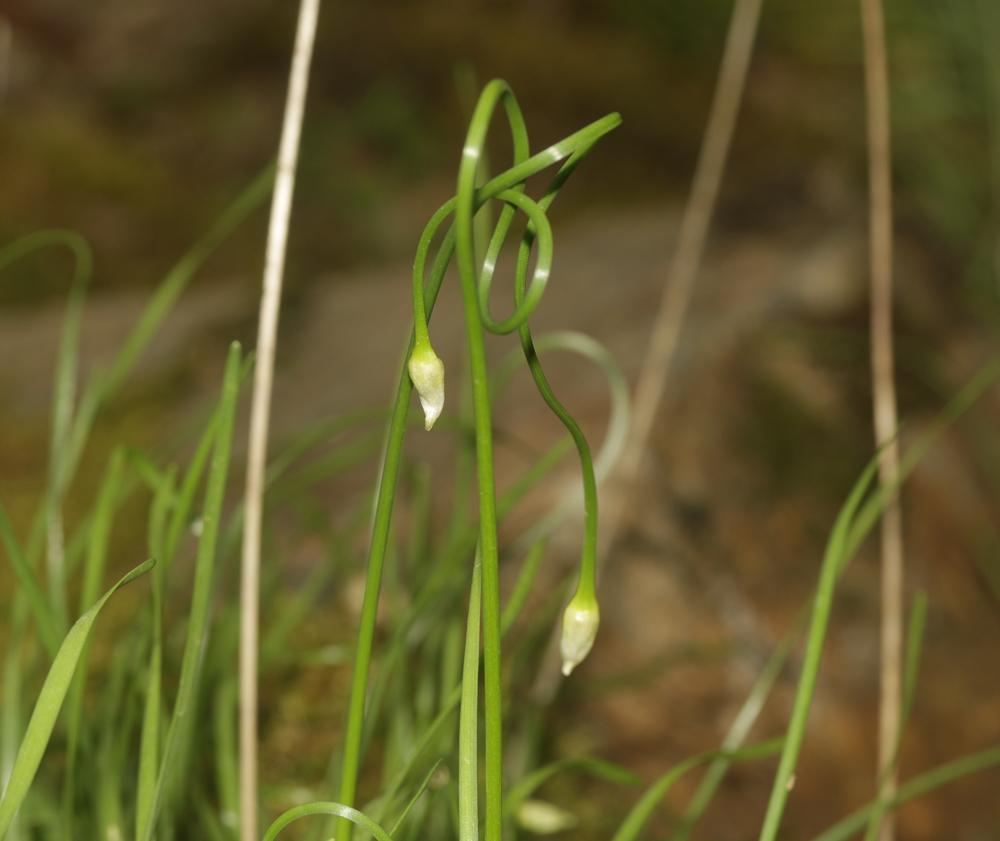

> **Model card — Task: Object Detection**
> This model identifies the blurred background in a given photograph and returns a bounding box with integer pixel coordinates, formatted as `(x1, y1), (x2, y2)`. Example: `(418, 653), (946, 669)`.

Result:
(2, 0), (1000, 838)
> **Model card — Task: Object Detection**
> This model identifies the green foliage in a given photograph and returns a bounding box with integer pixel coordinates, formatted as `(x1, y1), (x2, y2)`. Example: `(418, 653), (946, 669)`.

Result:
(2, 78), (999, 841)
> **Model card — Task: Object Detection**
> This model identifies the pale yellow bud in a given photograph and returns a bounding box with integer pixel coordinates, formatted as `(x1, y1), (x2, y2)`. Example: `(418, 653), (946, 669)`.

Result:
(516, 799), (578, 834)
(560, 593), (599, 676)
(407, 344), (445, 430)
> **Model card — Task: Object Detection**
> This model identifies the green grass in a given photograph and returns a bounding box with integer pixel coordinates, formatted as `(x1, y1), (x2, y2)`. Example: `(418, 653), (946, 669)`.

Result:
(1, 77), (1000, 841)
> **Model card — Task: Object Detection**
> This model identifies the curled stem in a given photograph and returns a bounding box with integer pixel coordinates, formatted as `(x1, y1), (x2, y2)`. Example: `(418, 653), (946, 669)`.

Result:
(343, 78), (619, 841)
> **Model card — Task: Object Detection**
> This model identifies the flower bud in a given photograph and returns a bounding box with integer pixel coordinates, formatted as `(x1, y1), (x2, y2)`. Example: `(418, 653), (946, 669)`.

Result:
(407, 344), (445, 430)
(516, 799), (578, 834)
(560, 592), (600, 676)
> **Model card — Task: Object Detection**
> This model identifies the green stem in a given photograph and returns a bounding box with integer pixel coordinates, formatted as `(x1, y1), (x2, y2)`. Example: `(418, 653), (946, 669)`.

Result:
(453, 79), (531, 841)
(458, 553), (482, 841)
(338, 80), (620, 841)
(512, 195), (598, 600)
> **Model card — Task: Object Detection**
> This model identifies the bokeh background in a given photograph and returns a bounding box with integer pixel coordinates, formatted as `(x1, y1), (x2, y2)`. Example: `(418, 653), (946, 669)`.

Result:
(3, 1), (1000, 838)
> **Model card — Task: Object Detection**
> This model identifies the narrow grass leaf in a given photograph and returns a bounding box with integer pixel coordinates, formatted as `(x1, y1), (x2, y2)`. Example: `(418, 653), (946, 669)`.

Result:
(139, 342), (243, 841)
(500, 539), (547, 635)
(612, 740), (784, 841)
(212, 678), (239, 833)
(812, 745), (1000, 841)
(0, 506), (60, 659)
(0, 230), (92, 632)
(673, 616), (804, 841)
(504, 756), (639, 817)
(387, 759), (444, 837)
(757, 456), (880, 841)
(264, 802), (394, 841)
(0, 602), (28, 841)
(63, 448), (126, 834)
(862, 591), (928, 841)
(136, 466), (177, 840)
(0, 558), (155, 839)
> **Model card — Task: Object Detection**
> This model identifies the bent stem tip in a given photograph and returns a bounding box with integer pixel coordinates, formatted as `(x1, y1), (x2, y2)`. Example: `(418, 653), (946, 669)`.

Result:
(560, 591), (600, 676)
(408, 342), (446, 430)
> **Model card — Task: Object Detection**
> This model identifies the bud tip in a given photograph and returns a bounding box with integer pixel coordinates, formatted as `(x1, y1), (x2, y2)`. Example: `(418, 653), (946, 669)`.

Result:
(560, 595), (600, 677)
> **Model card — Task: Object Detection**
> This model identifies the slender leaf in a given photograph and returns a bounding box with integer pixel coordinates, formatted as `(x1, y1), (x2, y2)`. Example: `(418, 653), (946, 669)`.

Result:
(0, 558), (155, 839)
(139, 342), (243, 841)
(812, 745), (1000, 841)
(0, 507), (60, 659)
(263, 802), (394, 841)
(504, 756), (639, 817)
(612, 740), (784, 841)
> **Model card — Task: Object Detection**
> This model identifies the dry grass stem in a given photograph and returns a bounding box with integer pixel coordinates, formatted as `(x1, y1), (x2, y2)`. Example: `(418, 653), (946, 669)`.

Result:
(239, 1), (321, 838)
(600, 0), (763, 561)
(860, 0), (904, 839)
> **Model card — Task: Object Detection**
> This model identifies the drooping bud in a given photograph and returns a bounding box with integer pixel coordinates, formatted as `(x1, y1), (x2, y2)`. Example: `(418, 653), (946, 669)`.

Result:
(407, 343), (445, 430)
(560, 592), (600, 676)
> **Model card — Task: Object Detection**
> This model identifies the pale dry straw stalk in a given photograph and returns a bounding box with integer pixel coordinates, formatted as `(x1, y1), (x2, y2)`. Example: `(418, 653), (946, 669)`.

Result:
(605, 0), (762, 553)
(240, 1), (322, 838)
(860, 0), (904, 839)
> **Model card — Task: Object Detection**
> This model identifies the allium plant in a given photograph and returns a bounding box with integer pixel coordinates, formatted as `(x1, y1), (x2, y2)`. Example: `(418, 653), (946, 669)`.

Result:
(336, 78), (621, 841)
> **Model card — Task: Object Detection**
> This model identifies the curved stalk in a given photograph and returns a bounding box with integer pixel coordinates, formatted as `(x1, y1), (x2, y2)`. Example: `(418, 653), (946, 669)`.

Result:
(341, 80), (620, 841)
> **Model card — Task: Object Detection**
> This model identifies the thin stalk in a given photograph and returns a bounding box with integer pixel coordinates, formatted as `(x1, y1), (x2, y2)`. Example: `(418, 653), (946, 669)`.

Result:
(458, 554), (482, 841)
(452, 83), (514, 841)
(337, 92), (619, 841)
(239, 1), (321, 838)
(860, 1), (903, 839)
(528, 0), (764, 707)
(862, 593), (927, 841)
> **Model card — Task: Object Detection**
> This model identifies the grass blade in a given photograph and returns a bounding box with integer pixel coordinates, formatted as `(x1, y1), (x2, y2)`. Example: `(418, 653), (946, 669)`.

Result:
(811, 745), (1000, 841)
(611, 740), (784, 841)
(0, 230), (92, 634)
(757, 458), (881, 841)
(862, 592), (928, 841)
(0, 602), (28, 841)
(504, 756), (639, 819)
(0, 506), (60, 659)
(0, 558), (155, 839)
(672, 620), (801, 840)
(136, 465), (177, 840)
(213, 678), (239, 834)
(500, 539), (547, 636)
(139, 342), (243, 841)
(63, 448), (126, 835)
(263, 802), (394, 841)
(43, 172), (271, 571)
(386, 759), (444, 837)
